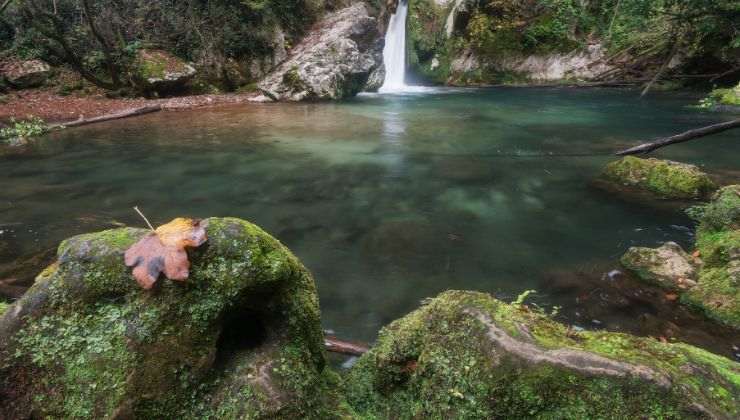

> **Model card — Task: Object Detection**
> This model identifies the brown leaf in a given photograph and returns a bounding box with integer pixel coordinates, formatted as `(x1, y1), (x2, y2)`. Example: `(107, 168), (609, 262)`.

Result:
(124, 218), (207, 289)
(692, 250), (701, 258)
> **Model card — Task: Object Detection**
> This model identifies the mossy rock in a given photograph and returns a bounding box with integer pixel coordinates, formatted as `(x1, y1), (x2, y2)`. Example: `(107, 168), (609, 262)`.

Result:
(620, 242), (697, 291)
(0, 218), (345, 418)
(682, 186), (740, 328)
(346, 290), (740, 419)
(134, 49), (196, 96)
(689, 185), (740, 233)
(599, 156), (717, 200)
(620, 186), (740, 329)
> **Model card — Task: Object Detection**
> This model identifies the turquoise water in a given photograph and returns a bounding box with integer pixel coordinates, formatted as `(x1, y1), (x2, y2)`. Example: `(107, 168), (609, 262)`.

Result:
(1, 87), (738, 353)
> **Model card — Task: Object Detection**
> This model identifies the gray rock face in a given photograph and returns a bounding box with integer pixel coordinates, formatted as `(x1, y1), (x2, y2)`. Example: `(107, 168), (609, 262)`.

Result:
(0, 59), (51, 89)
(621, 242), (697, 290)
(259, 3), (382, 101)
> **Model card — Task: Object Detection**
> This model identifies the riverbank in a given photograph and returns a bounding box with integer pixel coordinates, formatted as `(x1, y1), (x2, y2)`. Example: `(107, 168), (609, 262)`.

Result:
(0, 88), (258, 126)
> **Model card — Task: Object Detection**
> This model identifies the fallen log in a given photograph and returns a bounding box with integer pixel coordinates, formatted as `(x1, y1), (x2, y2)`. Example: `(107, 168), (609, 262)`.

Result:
(50, 105), (162, 130)
(616, 118), (740, 156)
(324, 335), (369, 356)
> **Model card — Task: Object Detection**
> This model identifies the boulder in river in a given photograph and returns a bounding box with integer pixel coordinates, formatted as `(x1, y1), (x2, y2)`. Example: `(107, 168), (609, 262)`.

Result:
(619, 185), (740, 329)
(258, 3), (382, 101)
(620, 242), (697, 291)
(598, 156), (717, 200)
(0, 217), (344, 418)
(346, 290), (739, 419)
(0, 59), (52, 89)
(683, 185), (740, 328)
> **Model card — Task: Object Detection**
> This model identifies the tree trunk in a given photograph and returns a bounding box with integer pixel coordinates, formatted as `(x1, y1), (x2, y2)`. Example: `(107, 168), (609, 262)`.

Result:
(324, 336), (369, 356)
(615, 119), (740, 156)
(51, 105), (163, 129)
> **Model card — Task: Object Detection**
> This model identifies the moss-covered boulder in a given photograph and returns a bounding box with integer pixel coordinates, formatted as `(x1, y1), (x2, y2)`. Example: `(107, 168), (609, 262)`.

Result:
(599, 156), (717, 200)
(683, 186), (740, 328)
(0, 217), (344, 418)
(346, 290), (740, 419)
(618, 186), (740, 329)
(134, 49), (197, 96)
(0, 59), (52, 89)
(621, 242), (697, 291)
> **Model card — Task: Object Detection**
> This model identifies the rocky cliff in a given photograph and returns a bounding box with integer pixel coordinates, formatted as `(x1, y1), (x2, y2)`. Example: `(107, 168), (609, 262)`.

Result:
(258, 3), (383, 101)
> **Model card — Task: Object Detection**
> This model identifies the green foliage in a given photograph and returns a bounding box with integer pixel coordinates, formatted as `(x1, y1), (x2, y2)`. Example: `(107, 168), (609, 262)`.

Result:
(0, 116), (48, 142)
(3, 0), (330, 92)
(698, 84), (740, 109)
(512, 289), (536, 306)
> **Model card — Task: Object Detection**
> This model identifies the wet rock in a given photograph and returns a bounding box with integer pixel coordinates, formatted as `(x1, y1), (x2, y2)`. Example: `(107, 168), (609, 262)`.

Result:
(598, 156), (717, 200)
(134, 49), (197, 96)
(0, 59), (52, 89)
(0, 218), (345, 418)
(259, 3), (382, 101)
(346, 290), (740, 419)
(621, 242), (697, 291)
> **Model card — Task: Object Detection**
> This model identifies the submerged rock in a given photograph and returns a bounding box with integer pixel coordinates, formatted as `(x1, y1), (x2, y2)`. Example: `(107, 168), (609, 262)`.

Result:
(599, 156), (717, 200)
(346, 290), (739, 419)
(0, 218), (344, 418)
(0, 59), (52, 89)
(621, 242), (697, 291)
(258, 3), (381, 101)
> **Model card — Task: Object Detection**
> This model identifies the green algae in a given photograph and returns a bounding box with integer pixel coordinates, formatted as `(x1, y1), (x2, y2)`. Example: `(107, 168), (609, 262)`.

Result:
(346, 290), (740, 419)
(601, 156), (717, 200)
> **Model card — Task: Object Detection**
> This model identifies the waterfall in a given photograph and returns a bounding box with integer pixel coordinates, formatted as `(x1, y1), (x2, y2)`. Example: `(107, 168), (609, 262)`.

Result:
(379, 0), (409, 93)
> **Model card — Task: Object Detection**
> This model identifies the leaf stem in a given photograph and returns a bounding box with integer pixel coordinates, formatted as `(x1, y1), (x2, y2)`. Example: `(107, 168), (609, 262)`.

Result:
(133, 206), (155, 231)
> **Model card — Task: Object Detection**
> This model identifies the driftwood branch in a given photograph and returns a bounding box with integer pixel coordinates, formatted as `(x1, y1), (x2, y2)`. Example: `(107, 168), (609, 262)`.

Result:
(324, 336), (369, 356)
(50, 105), (162, 130)
(616, 119), (740, 156)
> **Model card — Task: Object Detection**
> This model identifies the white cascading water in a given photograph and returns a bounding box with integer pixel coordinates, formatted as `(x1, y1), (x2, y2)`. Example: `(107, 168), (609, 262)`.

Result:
(378, 1), (409, 93)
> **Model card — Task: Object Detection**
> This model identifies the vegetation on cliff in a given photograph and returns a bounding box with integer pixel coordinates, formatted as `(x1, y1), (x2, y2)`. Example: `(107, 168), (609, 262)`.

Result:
(0, 0), (338, 93)
(407, 0), (739, 87)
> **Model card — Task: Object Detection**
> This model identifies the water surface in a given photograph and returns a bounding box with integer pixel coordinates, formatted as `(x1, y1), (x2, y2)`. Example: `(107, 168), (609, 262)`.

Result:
(2, 87), (738, 354)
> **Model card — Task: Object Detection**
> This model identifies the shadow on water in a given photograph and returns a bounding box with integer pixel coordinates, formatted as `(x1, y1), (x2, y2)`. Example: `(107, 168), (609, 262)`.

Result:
(1, 87), (738, 357)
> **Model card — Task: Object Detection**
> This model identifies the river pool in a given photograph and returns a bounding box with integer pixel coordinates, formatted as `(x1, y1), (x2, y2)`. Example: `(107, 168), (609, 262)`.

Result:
(2, 87), (738, 356)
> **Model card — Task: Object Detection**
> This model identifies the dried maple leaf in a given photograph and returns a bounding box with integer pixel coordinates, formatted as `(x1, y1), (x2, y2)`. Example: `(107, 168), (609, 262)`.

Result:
(124, 218), (207, 289)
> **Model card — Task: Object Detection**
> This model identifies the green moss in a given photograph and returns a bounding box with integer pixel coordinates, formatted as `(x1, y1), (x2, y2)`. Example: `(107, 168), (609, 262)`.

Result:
(0, 217), (339, 419)
(688, 185), (740, 232)
(0, 302), (8, 316)
(601, 156), (717, 200)
(346, 290), (740, 419)
(699, 83), (740, 108)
